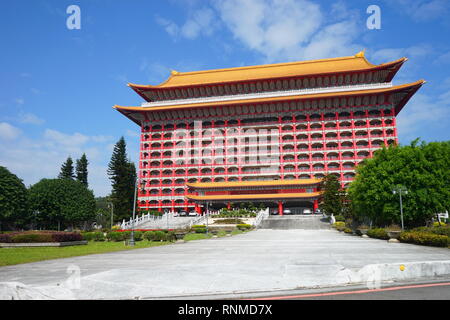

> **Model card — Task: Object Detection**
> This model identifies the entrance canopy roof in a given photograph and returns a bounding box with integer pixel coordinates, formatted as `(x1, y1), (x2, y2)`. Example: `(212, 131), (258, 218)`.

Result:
(187, 179), (321, 190)
(187, 192), (321, 202)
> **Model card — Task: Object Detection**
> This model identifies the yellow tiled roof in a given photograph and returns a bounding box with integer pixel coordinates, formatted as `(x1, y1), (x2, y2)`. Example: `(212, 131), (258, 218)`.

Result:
(186, 179), (321, 189)
(186, 192), (322, 201)
(128, 52), (406, 89)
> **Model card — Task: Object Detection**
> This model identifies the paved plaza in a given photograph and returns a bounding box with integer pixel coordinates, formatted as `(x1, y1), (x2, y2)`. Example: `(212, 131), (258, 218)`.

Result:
(1, 229), (450, 299)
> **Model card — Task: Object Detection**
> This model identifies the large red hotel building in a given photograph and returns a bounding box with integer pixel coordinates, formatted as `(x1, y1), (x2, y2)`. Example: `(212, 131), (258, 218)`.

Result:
(114, 51), (424, 215)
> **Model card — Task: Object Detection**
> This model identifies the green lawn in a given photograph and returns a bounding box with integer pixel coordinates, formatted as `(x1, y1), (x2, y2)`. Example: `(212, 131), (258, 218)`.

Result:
(183, 233), (214, 241)
(0, 240), (171, 267)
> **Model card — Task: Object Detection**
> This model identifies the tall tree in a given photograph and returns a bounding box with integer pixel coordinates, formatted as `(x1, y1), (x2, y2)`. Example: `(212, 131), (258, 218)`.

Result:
(28, 178), (96, 230)
(319, 174), (345, 217)
(58, 156), (75, 180)
(348, 140), (450, 228)
(107, 137), (137, 222)
(0, 166), (29, 230)
(76, 153), (89, 187)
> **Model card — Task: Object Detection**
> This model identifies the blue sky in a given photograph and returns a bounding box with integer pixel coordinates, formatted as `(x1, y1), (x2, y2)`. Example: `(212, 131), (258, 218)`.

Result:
(1, 0), (450, 196)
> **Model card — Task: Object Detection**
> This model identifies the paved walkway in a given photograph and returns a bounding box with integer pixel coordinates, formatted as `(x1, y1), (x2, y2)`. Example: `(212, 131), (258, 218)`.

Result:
(1, 229), (449, 299)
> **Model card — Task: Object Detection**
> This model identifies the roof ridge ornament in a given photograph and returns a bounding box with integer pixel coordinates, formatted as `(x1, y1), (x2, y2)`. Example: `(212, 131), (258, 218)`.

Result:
(355, 49), (366, 58)
(171, 70), (179, 75)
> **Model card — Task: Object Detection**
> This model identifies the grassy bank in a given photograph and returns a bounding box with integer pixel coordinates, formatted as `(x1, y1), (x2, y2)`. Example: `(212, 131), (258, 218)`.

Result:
(0, 240), (171, 267)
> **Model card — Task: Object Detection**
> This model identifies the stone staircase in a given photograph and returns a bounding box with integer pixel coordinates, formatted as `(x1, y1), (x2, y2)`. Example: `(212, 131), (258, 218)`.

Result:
(259, 215), (331, 230)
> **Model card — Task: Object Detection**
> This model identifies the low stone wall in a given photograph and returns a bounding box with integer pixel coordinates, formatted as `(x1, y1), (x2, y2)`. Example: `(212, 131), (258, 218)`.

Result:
(0, 241), (88, 248)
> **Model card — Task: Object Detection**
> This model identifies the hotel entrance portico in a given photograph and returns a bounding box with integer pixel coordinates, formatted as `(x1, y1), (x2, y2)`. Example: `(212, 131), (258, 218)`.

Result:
(186, 179), (321, 216)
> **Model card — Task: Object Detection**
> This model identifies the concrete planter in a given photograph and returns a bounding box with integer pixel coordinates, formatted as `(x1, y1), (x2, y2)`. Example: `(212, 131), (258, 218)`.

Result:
(174, 233), (187, 240)
(388, 231), (402, 239)
(0, 240), (88, 248)
(357, 228), (368, 235)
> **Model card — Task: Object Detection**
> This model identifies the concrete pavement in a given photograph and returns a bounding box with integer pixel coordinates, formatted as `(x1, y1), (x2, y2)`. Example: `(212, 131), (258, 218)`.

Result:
(1, 229), (450, 299)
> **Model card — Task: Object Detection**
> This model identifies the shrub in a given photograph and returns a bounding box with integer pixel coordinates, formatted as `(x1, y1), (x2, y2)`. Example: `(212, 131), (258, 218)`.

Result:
(332, 222), (346, 231)
(51, 232), (82, 242)
(399, 231), (449, 247)
(11, 233), (53, 243)
(344, 228), (353, 234)
(433, 221), (447, 227)
(165, 231), (176, 242)
(191, 225), (206, 228)
(0, 233), (11, 243)
(1, 231), (82, 243)
(194, 228), (207, 234)
(154, 230), (167, 241)
(133, 231), (143, 241)
(334, 215), (345, 222)
(143, 231), (156, 241)
(237, 224), (252, 230)
(367, 228), (389, 240)
(82, 232), (105, 241)
(430, 226), (450, 237)
(107, 231), (125, 242)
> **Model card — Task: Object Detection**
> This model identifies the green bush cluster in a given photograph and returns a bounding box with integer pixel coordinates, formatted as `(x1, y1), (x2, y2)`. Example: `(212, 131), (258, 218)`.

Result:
(332, 221), (346, 231)
(399, 231), (449, 247)
(106, 231), (144, 242)
(216, 208), (257, 218)
(412, 226), (450, 237)
(334, 215), (345, 222)
(367, 228), (390, 240)
(82, 232), (105, 241)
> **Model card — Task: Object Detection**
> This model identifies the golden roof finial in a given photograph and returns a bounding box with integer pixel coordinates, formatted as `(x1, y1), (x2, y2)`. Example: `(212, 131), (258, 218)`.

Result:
(171, 70), (179, 75)
(355, 49), (366, 58)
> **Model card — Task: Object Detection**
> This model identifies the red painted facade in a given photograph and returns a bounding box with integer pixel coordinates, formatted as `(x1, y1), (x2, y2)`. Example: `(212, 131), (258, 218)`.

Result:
(114, 53), (424, 214)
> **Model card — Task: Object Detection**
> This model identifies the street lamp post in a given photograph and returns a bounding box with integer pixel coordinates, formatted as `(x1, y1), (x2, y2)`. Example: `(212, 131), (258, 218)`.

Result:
(393, 185), (408, 231)
(205, 201), (210, 235)
(108, 202), (114, 230)
(129, 178), (138, 246)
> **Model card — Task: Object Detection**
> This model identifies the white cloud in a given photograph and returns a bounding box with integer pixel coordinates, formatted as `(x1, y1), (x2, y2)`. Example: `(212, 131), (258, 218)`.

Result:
(18, 112), (45, 125)
(157, 0), (363, 63)
(43, 129), (90, 147)
(385, 0), (450, 22)
(0, 127), (118, 196)
(14, 98), (25, 105)
(397, 91), (450, 141)
(370, 45), (431, 64)
(434, 51), (450, 65)
(0, 122), (21, 141)
(126, 129), (140, 138)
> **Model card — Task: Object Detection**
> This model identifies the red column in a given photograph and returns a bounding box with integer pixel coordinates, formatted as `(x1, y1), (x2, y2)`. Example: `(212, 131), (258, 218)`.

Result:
(313, 200), (318, 213)
(278, 201), (283, 216)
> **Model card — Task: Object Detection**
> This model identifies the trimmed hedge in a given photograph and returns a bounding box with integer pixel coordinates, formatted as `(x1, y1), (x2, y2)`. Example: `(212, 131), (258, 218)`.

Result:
(194, 228), (207, 234)
(399, 231), (449, 247)
(82, 232), (105, 242)
(143, 230), (175, 241)
(0, 231), (82, 243)
(367, 228), (389, 240)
